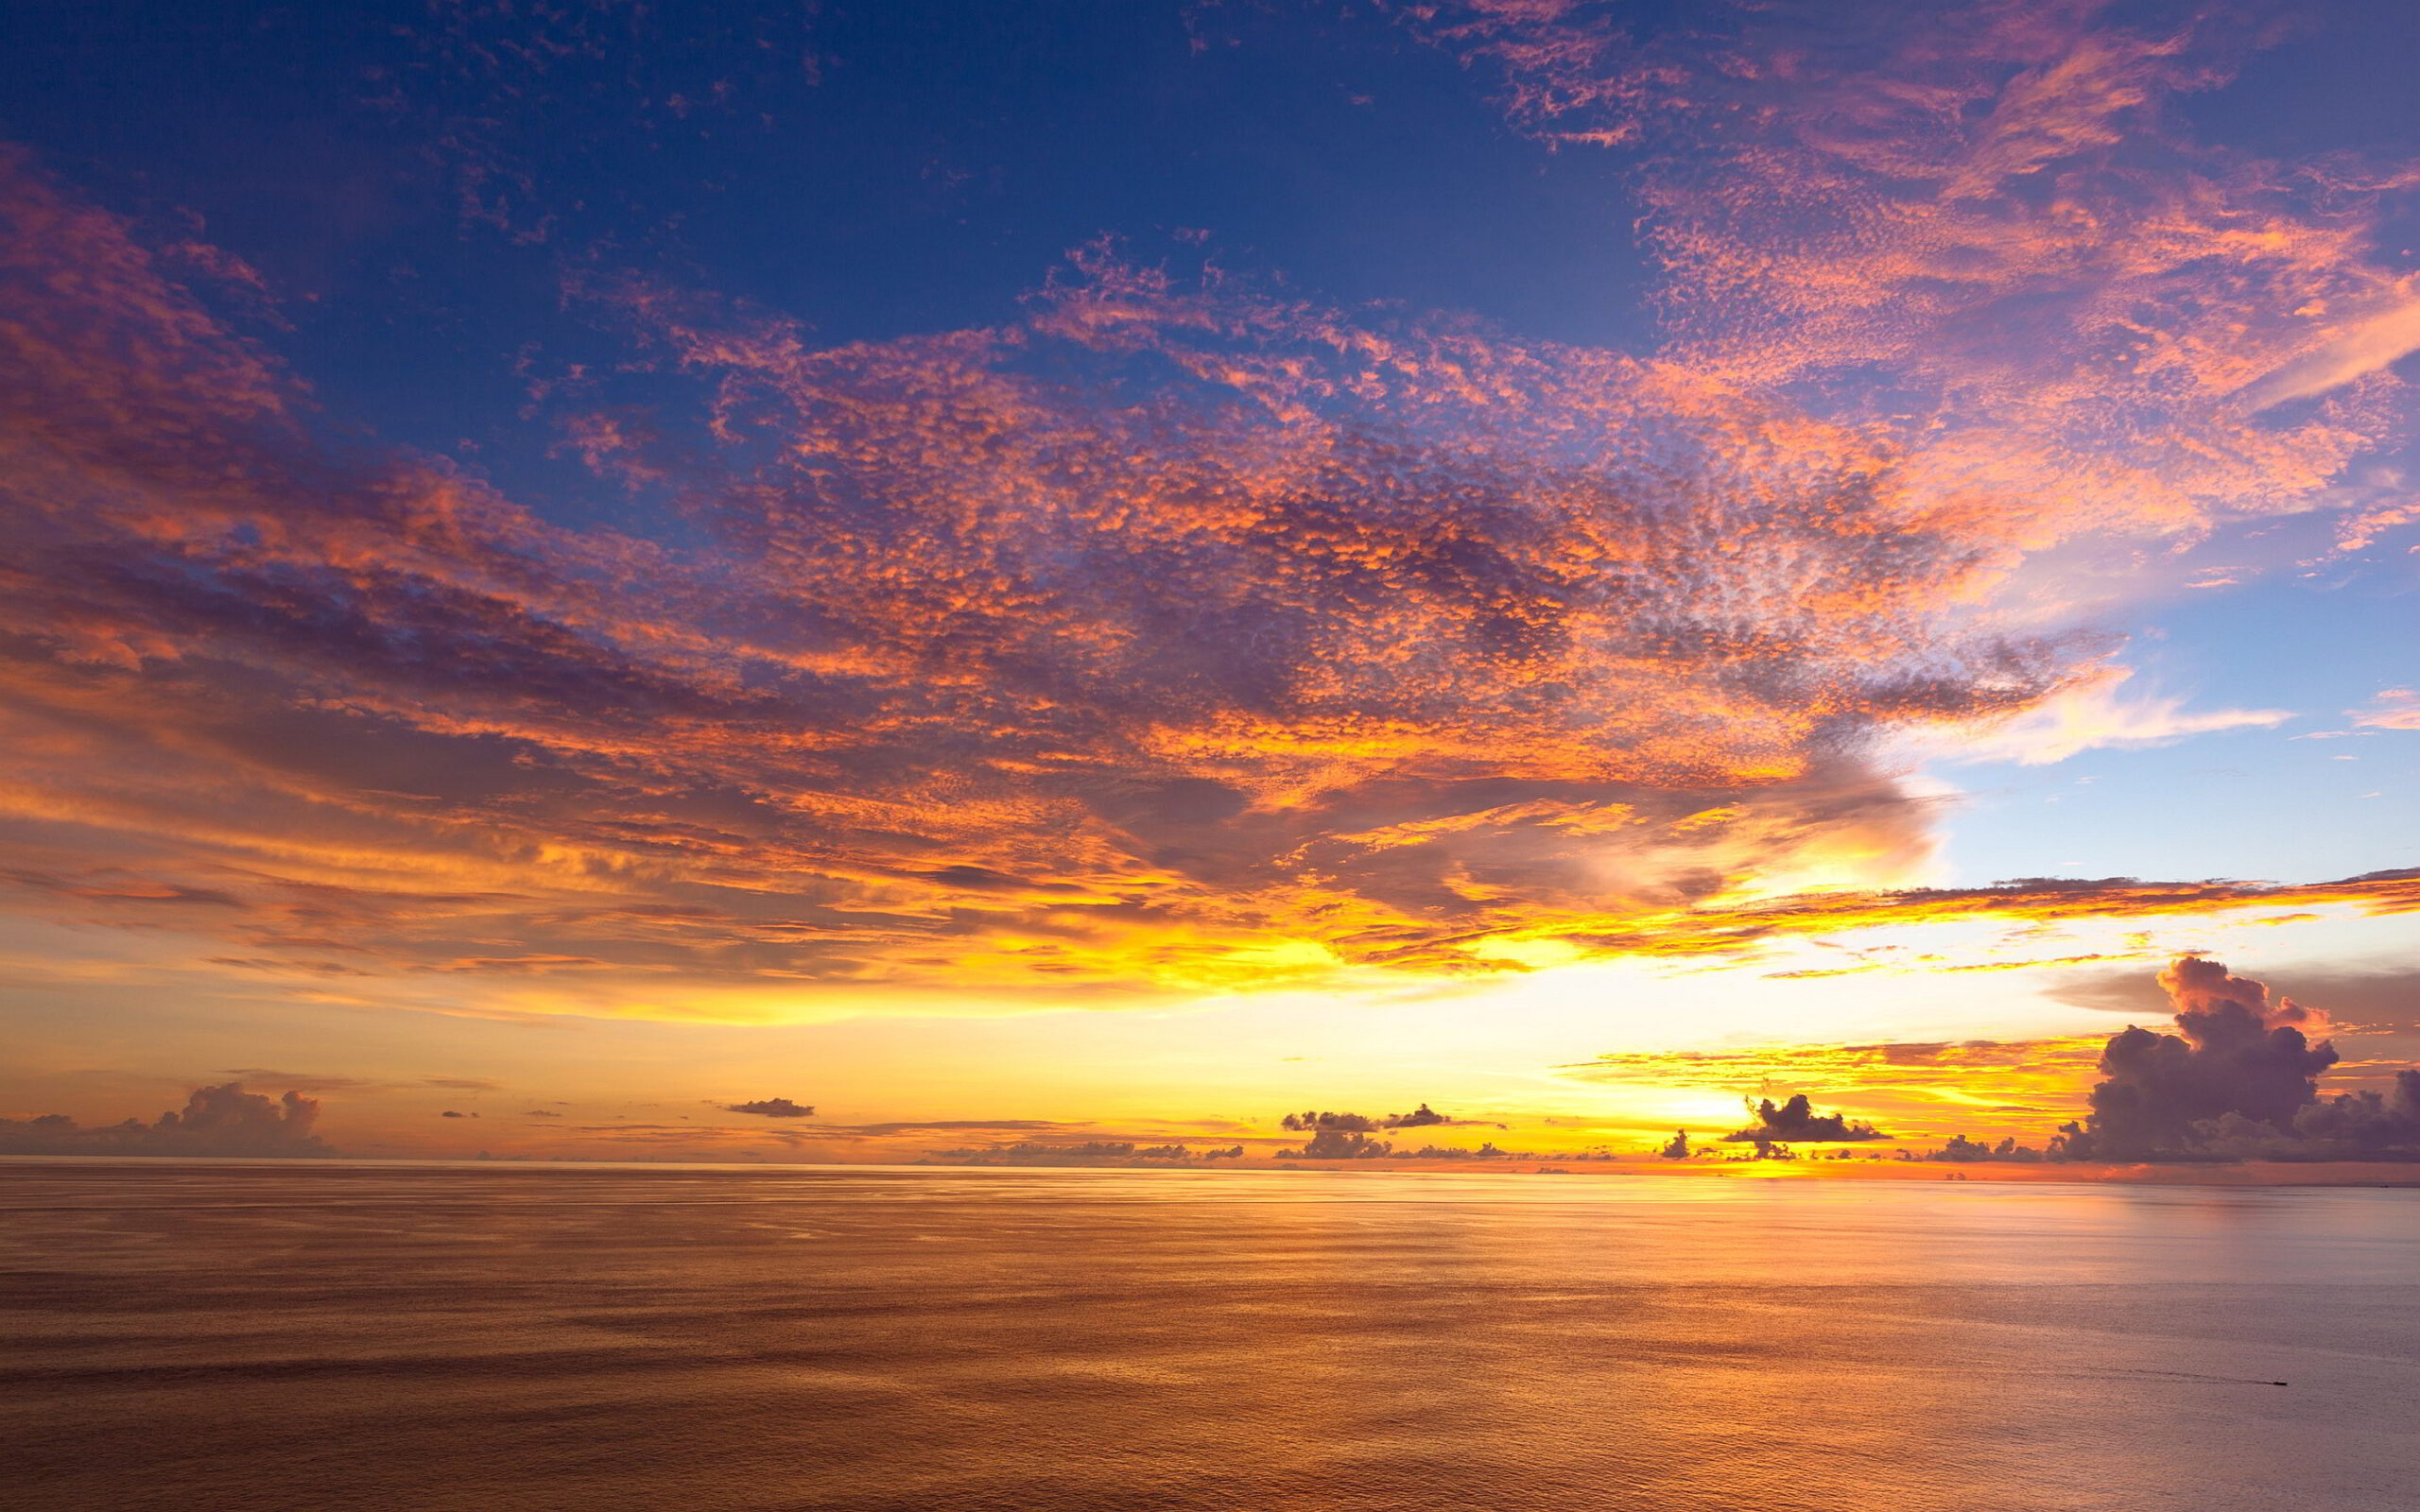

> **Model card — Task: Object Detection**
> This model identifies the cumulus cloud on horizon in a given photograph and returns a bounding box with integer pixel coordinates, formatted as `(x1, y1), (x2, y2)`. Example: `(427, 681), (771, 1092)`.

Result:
(2047, 956), (2420, 1161)
(1721, 1093), (1887, 1145)
(1279, 1103), (1502, 1133)
(0, 1083), (337, 1159)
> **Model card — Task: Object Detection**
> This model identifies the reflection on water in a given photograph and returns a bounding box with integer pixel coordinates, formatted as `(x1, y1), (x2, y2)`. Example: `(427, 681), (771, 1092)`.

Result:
(2, 1161), (2414, 1511)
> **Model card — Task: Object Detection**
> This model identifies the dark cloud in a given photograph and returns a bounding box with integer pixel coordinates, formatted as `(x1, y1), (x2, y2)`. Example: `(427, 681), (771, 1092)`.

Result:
(527, 1108), (561, 1117)
(1280, 1109), (1382, 1133)
(440, 1109), (475, 1118)
(0, 1083), (336, 1158)
(1271, 1131), (1616, 1162)
(1279, 1103), (1501, 1133)
(1277, 1103), (1515, 1156)
(1279, 1127), (1396, 1160)
(2051, 957), (2341, 1160)
(1722, 1093), (1886, 1144)
(720, 1097), (814, 1119)
(1925, 1135), (2046, 1163)
(1915, 962), (2420, 1162)
(1400, 1143), (1516, 1160)
(2284, 1072), (2420, 1160)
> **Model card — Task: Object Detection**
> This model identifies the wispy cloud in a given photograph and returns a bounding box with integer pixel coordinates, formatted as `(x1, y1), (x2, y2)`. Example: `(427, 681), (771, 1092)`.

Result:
(2238, 292), (2420, 410)
(2351, 689), (2420, 730)
(1918, 667), (2289, 765)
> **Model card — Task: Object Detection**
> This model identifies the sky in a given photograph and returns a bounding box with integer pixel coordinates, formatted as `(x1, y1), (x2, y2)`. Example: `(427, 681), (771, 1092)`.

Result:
(0, 0), (2414, 1169)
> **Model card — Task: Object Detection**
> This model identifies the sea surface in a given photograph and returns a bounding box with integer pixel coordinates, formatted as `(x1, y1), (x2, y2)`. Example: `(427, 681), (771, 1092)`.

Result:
(1, 1161), (2415, 1511)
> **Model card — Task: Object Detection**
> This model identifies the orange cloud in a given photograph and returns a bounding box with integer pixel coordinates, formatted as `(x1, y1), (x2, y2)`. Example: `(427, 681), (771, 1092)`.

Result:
(1534, 868), (2420, 968)
(1413, 0), (2409, 554)
(0, 155), (2068, 1002)
(2351, 689), (2420, 730)
(3, 0), (2414, 1017)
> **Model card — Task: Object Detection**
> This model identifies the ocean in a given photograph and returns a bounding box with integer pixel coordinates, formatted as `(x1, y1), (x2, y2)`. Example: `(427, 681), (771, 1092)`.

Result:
(1, 1160), (2413, 1511)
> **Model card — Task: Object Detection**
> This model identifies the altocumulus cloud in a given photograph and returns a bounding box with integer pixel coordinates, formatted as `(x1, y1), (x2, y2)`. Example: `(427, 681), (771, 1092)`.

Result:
(3, 0), (2419, 1017)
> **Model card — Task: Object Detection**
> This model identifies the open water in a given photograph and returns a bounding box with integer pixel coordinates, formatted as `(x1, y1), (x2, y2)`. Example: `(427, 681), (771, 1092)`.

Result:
(1, 1160), (2414, 1511)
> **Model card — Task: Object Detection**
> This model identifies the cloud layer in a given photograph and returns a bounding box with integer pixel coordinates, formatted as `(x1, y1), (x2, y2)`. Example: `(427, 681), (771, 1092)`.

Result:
(3, 0), (2416, 1013)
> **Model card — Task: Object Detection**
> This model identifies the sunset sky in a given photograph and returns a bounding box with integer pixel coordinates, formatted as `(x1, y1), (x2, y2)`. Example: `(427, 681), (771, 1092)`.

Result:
(2, 0), (2414, 1166)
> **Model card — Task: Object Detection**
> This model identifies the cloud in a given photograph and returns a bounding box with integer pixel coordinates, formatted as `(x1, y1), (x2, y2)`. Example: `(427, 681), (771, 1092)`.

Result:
(2285, 1072), (2420, 1159)
(2238, 294), (2420, 410)
(1400, 1142), (1526, 1160)
(1415, 0), (2406, 554)
(2053, 956), (2343, 1160)
(1721, 1093), (1886, 1144)
(2050, 959), (2420, 1033)
(719, 1097), (814, 1118)
(0, 0), (2413, 1014)
(1919, 667), (2289, 766)
(1279, 1103), (1500, 1132)
(1278, 1104), (1499, 1156)
(0, 150), (2075, 1002)
(1829, 958), (2420, 1161)
(1568, 1036), (2102, 1091)
(1924, 1134), (2048, 1163)
(1280, 1127), (1397, 1160)
(2351, 690), (2420, 730)
(0, 1082), (336, 1158)
(1547, 868), (2420, 965)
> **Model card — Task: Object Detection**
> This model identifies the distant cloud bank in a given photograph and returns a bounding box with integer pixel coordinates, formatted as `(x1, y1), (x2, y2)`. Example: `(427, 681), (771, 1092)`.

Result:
(0, 1084), (336, 1159)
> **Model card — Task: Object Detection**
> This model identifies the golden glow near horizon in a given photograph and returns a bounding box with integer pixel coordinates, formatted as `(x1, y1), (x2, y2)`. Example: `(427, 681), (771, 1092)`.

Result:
(3, 1), (2418, 1170)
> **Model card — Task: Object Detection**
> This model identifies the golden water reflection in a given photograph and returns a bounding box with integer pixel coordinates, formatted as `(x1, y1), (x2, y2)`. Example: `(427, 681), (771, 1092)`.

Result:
(1, 1162), (2411, 1511)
